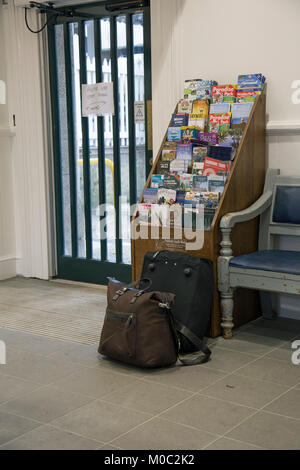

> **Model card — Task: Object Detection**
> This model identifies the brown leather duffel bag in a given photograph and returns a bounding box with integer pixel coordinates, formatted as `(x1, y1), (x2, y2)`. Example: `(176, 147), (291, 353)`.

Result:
(98, 278), (178, 368)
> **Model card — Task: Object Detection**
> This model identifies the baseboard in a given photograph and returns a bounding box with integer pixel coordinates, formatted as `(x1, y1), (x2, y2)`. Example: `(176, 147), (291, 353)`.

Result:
(0, 255), (17, 280)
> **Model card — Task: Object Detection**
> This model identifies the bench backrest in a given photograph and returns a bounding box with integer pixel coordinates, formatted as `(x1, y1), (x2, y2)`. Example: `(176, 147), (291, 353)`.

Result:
(259, 169), (300, 250)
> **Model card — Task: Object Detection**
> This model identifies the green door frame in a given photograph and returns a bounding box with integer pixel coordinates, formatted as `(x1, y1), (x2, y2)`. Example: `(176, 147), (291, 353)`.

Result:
(47, 1), (152, 285)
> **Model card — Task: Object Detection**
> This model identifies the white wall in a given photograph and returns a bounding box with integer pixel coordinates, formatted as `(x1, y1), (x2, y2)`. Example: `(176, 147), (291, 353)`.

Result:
(151, 0), (300, 155)
(1, 2), (51, 279)
(151, 0), (300, 318)
(0, 132), (16, 280)
(0, 10), (8, 127)
(0, 7), (16, 280)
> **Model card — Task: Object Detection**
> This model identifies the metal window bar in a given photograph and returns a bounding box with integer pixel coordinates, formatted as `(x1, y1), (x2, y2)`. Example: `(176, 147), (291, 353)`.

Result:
(64, 22), (78, 258)
(48, 24), (65, 261)
(110, 15), (122, 263)
(94, 17), (107, 261)
(143, 7), (152, 177)
(78, 20), (93, 260)
(126, 13), (136, 207)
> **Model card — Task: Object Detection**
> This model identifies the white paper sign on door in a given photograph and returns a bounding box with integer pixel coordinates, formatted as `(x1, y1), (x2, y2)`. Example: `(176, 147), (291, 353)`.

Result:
(134, 101), (145, 123)
(82, 82), (114, 117)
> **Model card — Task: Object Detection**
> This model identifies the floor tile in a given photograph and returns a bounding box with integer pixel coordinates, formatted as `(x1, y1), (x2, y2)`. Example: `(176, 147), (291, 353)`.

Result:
(95, 355), (149, 377)
(0, 277), (41, 289)
(47, 343), (101, 367)
(0, 350), (82, 385)
(0, 411), (40, 446)
(264, 389), (300, 419)
(250, 317), (300, 334)
(0, 277), (56, 292)
(212, 331), (286, 356)
(0, 280), (54, 296)
(104, 380), (192, 415)
(49, 281), (107, 301)
(0, 373), (41, 404)
(227, 411), (300, 450)
(0, 304), (103, 344)
(266, 339), (300, 363)
(52, 400), (150, 443)
(4, 346), (45, 363)
(204, 437), (265, 450)
(206, 337), (218, 347)
(97, 444), (123, 450)
(1, 279), (300, 451)
(243, 324), (297, 341)
(0, 424), (100, 450)
(53, 367), (139, 399)
(0, 385), (95, 423)
(202, 373), (289, 409)
(160, 395), (255, 435)
(204, 346), (256, 373)
(0, 291), (46, 307)
(16, 295), (105, 319)
(0, 327), (70, 356)
(141, 364), (226, 393)
(112, 417), (217, 450)
(237, 356), (300, 387)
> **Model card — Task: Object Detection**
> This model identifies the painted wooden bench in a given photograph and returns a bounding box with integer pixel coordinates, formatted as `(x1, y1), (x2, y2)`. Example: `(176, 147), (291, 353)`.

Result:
(218, 169), (300, 339)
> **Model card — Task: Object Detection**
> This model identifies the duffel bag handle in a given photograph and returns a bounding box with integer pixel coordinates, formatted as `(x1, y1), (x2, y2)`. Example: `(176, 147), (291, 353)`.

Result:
(110, 277), (152, 302)
(129, 278), (153, 304)
(128, 278), (152, 291)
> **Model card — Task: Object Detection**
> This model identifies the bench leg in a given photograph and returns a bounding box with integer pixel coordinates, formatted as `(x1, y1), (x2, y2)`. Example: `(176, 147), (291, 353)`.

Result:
(220, 289), (234, 339)
(260, 292), (275, 320)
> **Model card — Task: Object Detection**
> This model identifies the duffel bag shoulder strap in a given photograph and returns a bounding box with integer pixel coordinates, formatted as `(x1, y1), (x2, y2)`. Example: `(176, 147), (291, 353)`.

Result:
(160, 298), (211, 366)
(175, 320), (211, 365)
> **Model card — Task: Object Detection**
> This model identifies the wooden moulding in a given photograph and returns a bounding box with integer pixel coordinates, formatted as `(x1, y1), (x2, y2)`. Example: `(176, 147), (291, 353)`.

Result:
(131, 90), (267, 337)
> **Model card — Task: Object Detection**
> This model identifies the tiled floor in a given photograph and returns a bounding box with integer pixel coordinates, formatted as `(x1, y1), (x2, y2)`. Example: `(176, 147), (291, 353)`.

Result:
(0, 277), (300, 450)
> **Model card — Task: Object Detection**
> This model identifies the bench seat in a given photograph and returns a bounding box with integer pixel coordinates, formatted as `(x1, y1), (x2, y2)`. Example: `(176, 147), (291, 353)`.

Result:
(229, 250), (300, 276)
(218, 169), (300, 339)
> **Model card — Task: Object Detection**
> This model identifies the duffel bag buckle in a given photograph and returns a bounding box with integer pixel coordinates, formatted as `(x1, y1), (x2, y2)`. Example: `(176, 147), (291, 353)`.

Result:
(130, 291), (143, 304)
(113, 287), (128, 301)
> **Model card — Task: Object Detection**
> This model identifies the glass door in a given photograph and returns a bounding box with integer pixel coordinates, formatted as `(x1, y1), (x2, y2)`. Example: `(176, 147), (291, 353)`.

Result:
(48, 1), (152, 284)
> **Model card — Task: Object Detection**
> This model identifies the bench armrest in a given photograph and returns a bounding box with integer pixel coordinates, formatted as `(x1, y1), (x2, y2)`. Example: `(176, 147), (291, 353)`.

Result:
(218, 190), (273, 292)
(220, 191), (273, 230)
